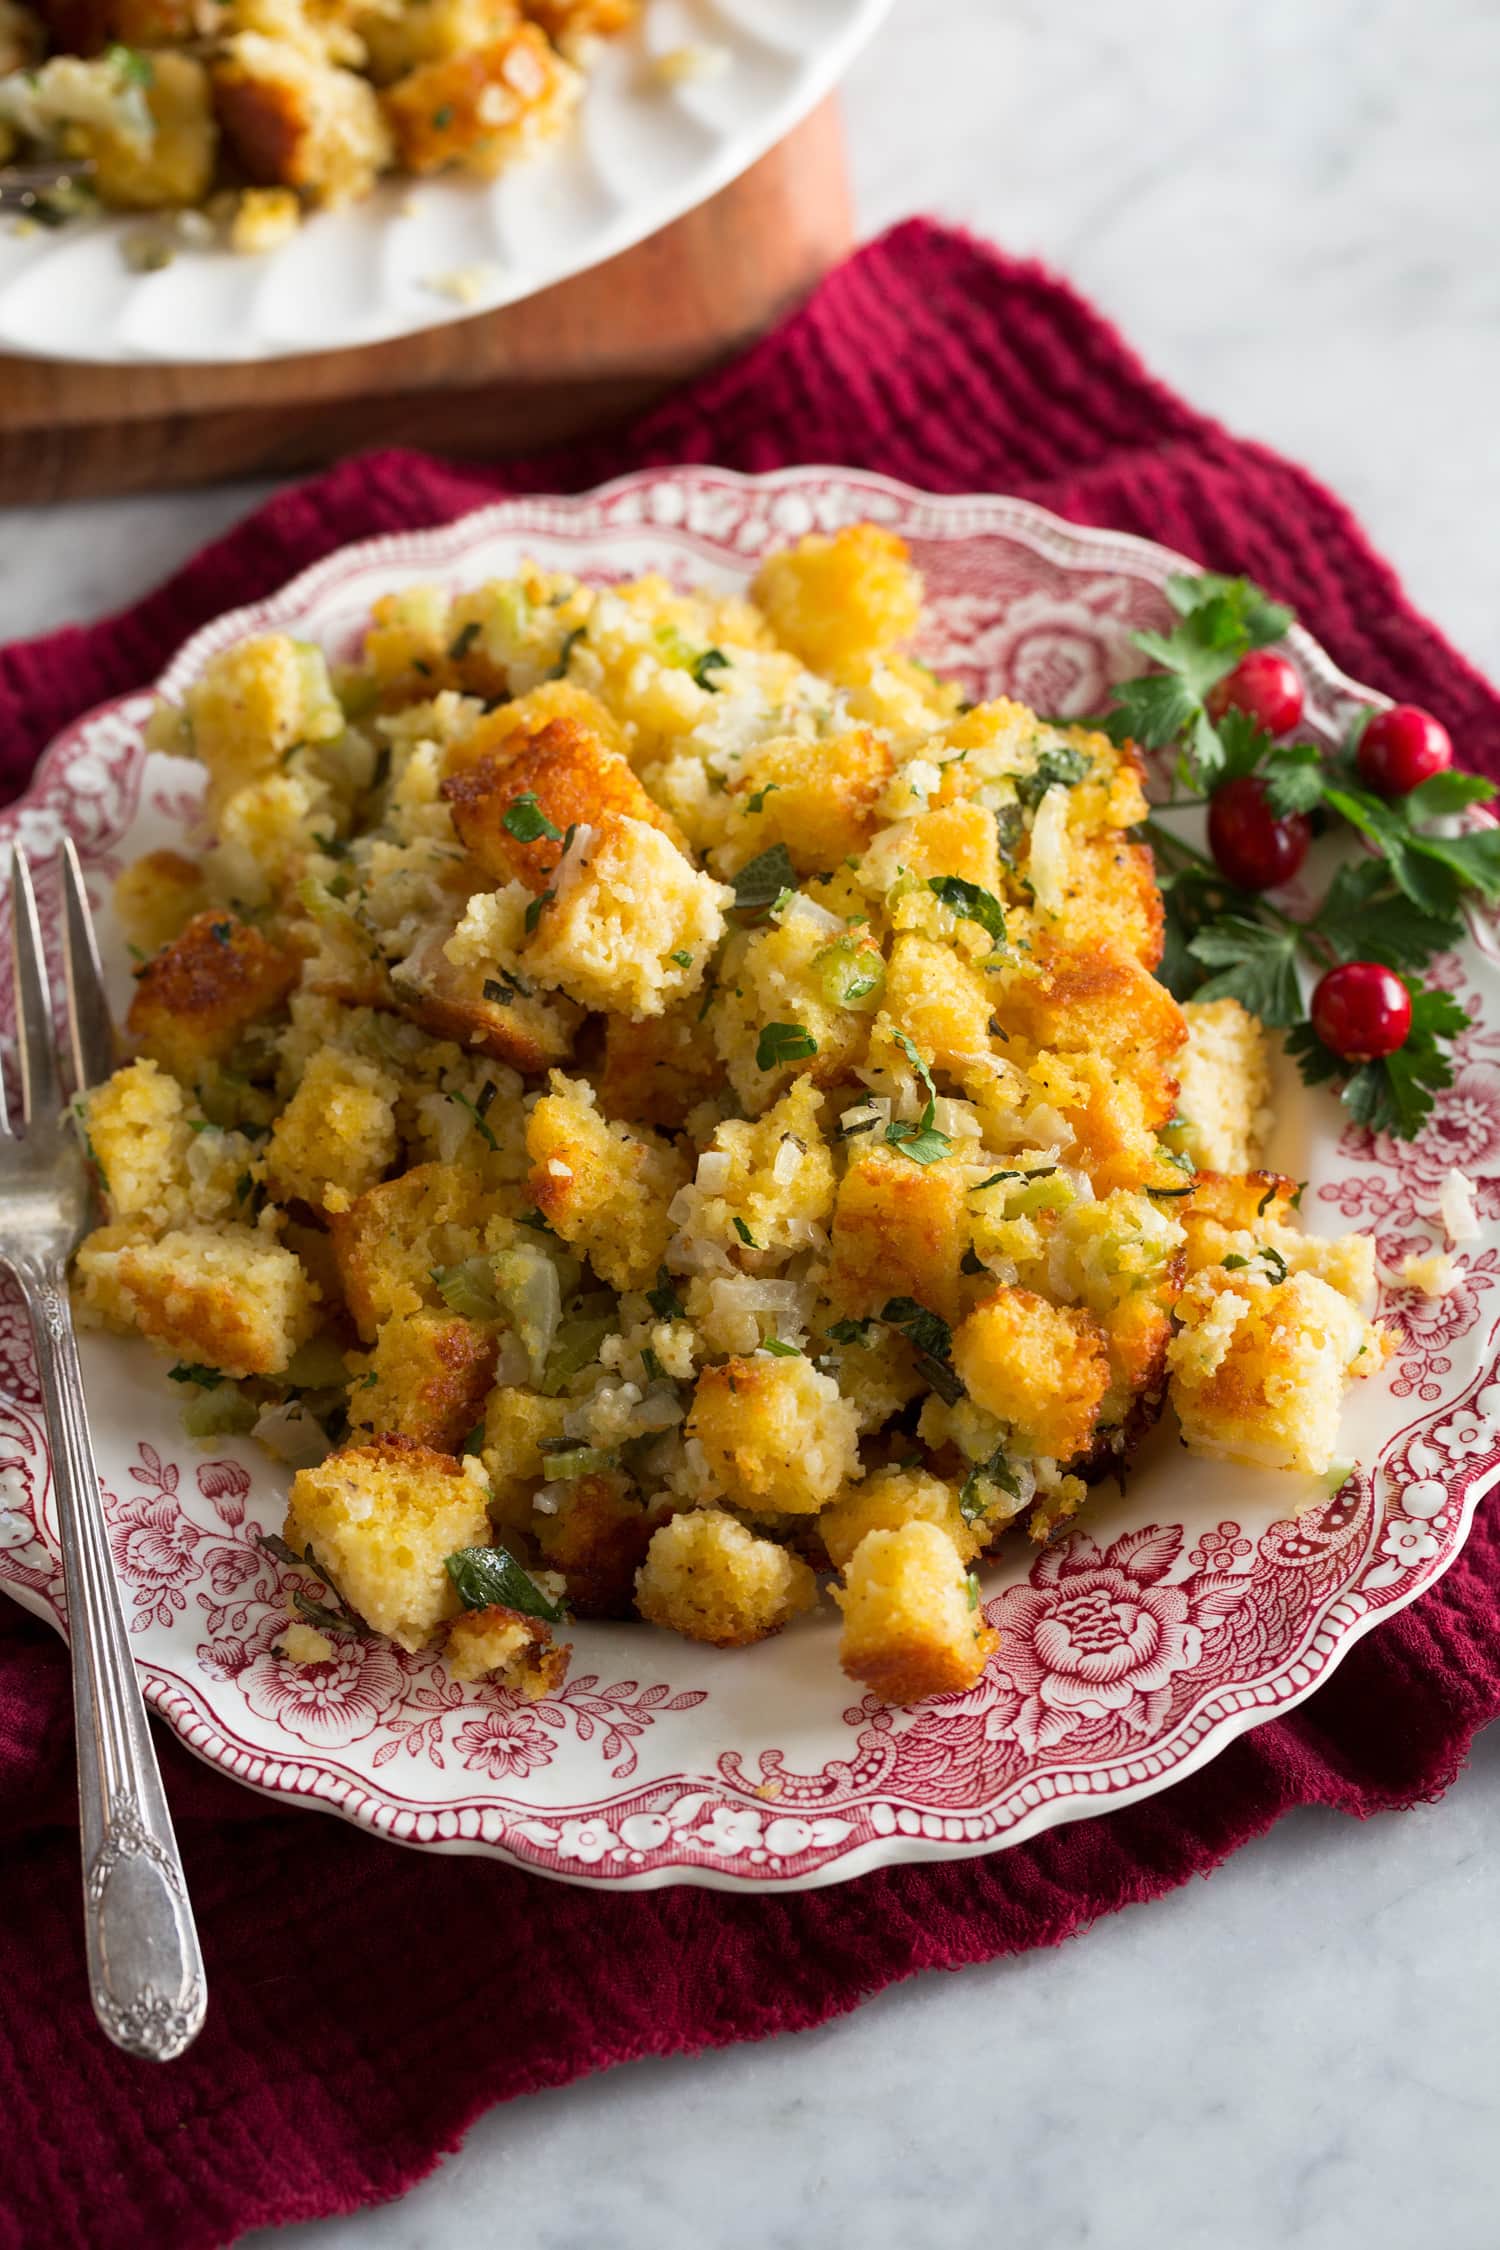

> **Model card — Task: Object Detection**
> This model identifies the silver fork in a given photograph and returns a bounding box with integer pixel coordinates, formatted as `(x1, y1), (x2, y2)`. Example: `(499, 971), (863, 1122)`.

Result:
(0, 839), (205, 2062)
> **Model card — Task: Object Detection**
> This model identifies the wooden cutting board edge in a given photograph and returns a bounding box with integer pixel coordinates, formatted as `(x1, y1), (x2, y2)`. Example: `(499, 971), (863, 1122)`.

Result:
(0, 98), (852, 502)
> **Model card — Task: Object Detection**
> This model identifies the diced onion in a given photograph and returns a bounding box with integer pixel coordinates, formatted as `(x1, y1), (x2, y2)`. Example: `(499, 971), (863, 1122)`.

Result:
(1440, 1169), (1479, 1244)
(696, 1150), (733, 1194)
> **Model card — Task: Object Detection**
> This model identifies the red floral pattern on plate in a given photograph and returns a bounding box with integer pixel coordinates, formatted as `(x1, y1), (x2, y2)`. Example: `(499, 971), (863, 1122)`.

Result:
(2, 468), (1498, 1889)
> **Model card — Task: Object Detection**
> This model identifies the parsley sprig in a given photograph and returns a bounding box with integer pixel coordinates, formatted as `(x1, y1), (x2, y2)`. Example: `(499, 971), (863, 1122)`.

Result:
(1107, 571), (1493, 1138)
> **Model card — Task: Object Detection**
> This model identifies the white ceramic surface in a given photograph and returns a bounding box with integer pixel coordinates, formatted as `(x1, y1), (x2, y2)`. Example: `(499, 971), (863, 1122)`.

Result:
(0, 0), (889, 366)
(2, 465), (1496, 1891)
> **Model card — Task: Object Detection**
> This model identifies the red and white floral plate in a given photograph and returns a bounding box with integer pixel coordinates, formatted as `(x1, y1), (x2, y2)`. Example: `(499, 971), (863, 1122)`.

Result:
(3, 467), (1498, 1890)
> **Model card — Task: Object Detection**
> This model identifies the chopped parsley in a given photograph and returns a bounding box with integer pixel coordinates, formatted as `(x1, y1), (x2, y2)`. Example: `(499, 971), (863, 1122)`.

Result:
(826, 1317), (878, 1347)
(1015, 743), (1091, 809)
(756, 1020), (818, 1072)
(692, 648), (730, 692)
(926, 875), (1007, 954)
(546, 626), (585, 681)
(448, 619), (480, 660)
(503, 792), (563, 844)
(167, 1363), (221, 1388)
(647, 1267), (684, 1319)
(884, 1030), (952, 1166)
(747, 782), (781, 815)
(732, 1216), (759, 1248)
(524, 888), (555, 934)
(881, 1296), (963, 1404)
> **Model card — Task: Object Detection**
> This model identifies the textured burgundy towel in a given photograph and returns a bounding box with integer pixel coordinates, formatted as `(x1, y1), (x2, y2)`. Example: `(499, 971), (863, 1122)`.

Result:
(2, 220), (1500, 2250)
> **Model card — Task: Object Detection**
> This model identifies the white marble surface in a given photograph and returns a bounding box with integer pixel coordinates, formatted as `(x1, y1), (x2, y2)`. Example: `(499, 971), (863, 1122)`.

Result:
(6, 1), (1500, 2242)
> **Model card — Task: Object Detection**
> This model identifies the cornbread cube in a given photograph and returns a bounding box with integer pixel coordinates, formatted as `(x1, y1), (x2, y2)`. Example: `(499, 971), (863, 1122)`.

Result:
(442, 719), (678, 892)
(523, 817), (731, 1019)
(111, 848), (208, 959)
(1168, 1268), (1386, 1475)
(687, 1353), (861, 1516)
(382, 21), (577, 176)
(126, 910), (298, 1082)
(1000, 944), (1186, 1117)
(330, 1161), (490, 1338)
(524, 1072), (686, 1293)
(534, 1472), (650, 1619)
(228, 183), (301, 252)
(63, 49), (216, 208)
(444, 681), (629, 773)
(819, 1320), (925, 1432)
(480, 1384), (569, 1529)
(952, 1285), (1111, 1464)
(1179, 1172), (1377, 1301)
(710, 909), (875, 1114)
(882, 934), (996, 1073)
(723, 728), (893, 877)
(445, 1604), (569, 1696)
(751, 525), (922, 682)
(864, 798), (1004, 907)
(210, 770), (324, 904)
(76, 1222), (317, 1377)
(285, 1439), (491, 1650)
(635, 1507), (817, 1647)
(396, 886), (584, 1074)
(356, 0), (519, 85)
(1168, 998), (1273, 1172)
(1025, 1049), (1167, 1197)
(83, 1057), (246, 1228)
(836, 1521), (996, 1704)
(523, 0), (636, 44)
(675, 1076), (835, 1262)
(819, 1464), (986, 1570)
(828, 1143), (967, 1326)
(213, 33), (393, 203)
(265, 1046), (400, 1211)
(1062, 834), (1165, 969)
(148, 633), (344, 815)
(597, 997), (722, 1130)
(349, 1309), (497, 1451)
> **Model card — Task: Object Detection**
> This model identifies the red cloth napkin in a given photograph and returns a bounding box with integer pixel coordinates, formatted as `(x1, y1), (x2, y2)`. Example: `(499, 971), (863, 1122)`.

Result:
(3, 220), (1499, 2250)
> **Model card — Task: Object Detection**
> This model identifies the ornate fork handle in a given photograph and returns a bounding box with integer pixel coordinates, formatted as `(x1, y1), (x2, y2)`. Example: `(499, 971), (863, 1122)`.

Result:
(20, 1262), (206, 2061)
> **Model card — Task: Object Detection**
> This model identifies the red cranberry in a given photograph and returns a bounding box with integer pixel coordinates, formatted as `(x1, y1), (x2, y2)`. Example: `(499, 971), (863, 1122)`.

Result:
(1206, 649), (1304, 737)
(1356, 704), (1454, 795)
(1311, 962), (1413, 1063)
(1207, 776), (1311, 892)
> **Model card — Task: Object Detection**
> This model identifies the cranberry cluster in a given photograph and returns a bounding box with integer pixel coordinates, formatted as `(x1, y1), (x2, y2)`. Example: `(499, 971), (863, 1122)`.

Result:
(1201, 658), (1452, 1063)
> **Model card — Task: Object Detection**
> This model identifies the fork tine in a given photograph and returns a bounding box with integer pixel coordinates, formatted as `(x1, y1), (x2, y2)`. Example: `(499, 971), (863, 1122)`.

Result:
(10, 846), (60, 1131)
(58, 839), (114, 1095)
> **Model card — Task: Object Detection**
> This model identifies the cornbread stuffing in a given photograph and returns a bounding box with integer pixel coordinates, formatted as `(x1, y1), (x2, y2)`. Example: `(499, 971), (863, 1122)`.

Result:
(0, 0), (637, 252)
(76, 523), (1388, 1706)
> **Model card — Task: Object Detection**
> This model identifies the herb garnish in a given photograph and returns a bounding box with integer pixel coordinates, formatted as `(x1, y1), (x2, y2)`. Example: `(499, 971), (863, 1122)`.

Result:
(733, 843), (798, 914)
(444, 1544), (566, 1624)
(884, 1030), (952, 1166)
(503, 792), (563, 844)
(756, 1020), (818, 1072)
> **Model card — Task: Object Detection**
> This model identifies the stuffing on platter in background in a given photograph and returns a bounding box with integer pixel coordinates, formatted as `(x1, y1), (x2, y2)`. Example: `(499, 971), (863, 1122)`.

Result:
(73, 522), (1391, 1707)
(0, 0), (637, 260)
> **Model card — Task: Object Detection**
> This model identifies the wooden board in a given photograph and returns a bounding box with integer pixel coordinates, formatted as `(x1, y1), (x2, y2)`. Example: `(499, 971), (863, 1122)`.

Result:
(0, 100), (851, 503)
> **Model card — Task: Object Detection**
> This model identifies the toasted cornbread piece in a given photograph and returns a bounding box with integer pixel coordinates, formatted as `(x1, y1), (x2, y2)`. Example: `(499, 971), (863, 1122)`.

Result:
(534, 1472), (650, 1618)
(635, 1507), (817, 1646)
(356, 0), (519, 83)
(330, 1161), (490, 1338)
(382, 20), (576, 175)
(828, 1144), (967, 1326)
(525, 1072), (686, 1292)
(1169, 998), (1273, 1172)
(820, 1464), (987, 1570)
(444, 680), (629, 772)
(147, 633), (344, 814)
(126, 910), (297, 1082)
(882, 934), (997, 1073)
(265, 1046), (400, 1211)
(214, 32), (393, 202)
(522, 817), (730, 1019)
(441, 719), (679, 890)
(751, 525), (922, 682)
(836, 1521), (996, 1704)
(76, 1221), (317, 1377)
(1179, 1172), (1377, 1301)
(672, 1076), (835, 1264)
(597, 997), (723, 1130)
(953, 1286), (1111, 1463)
(83, 1056), (247, 1228)
(711, 909), (876, 1114)
(445, 1603), (570, 1695)
(722, 728), (894, 876)
(522, 0), (635, 42)
(349, 1309), (497, 1450)
(1001, 944), (1187, 1115)
(285, 1438), (491, 1649)
(112, 850), (209, 958)
(688, 1353), (861, 1516)
(479, 1384), (569, 1529)
(395, 884), (584, 1073)
(1168, 1267), (1387, 1475)
(65, 49), (216, 207)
